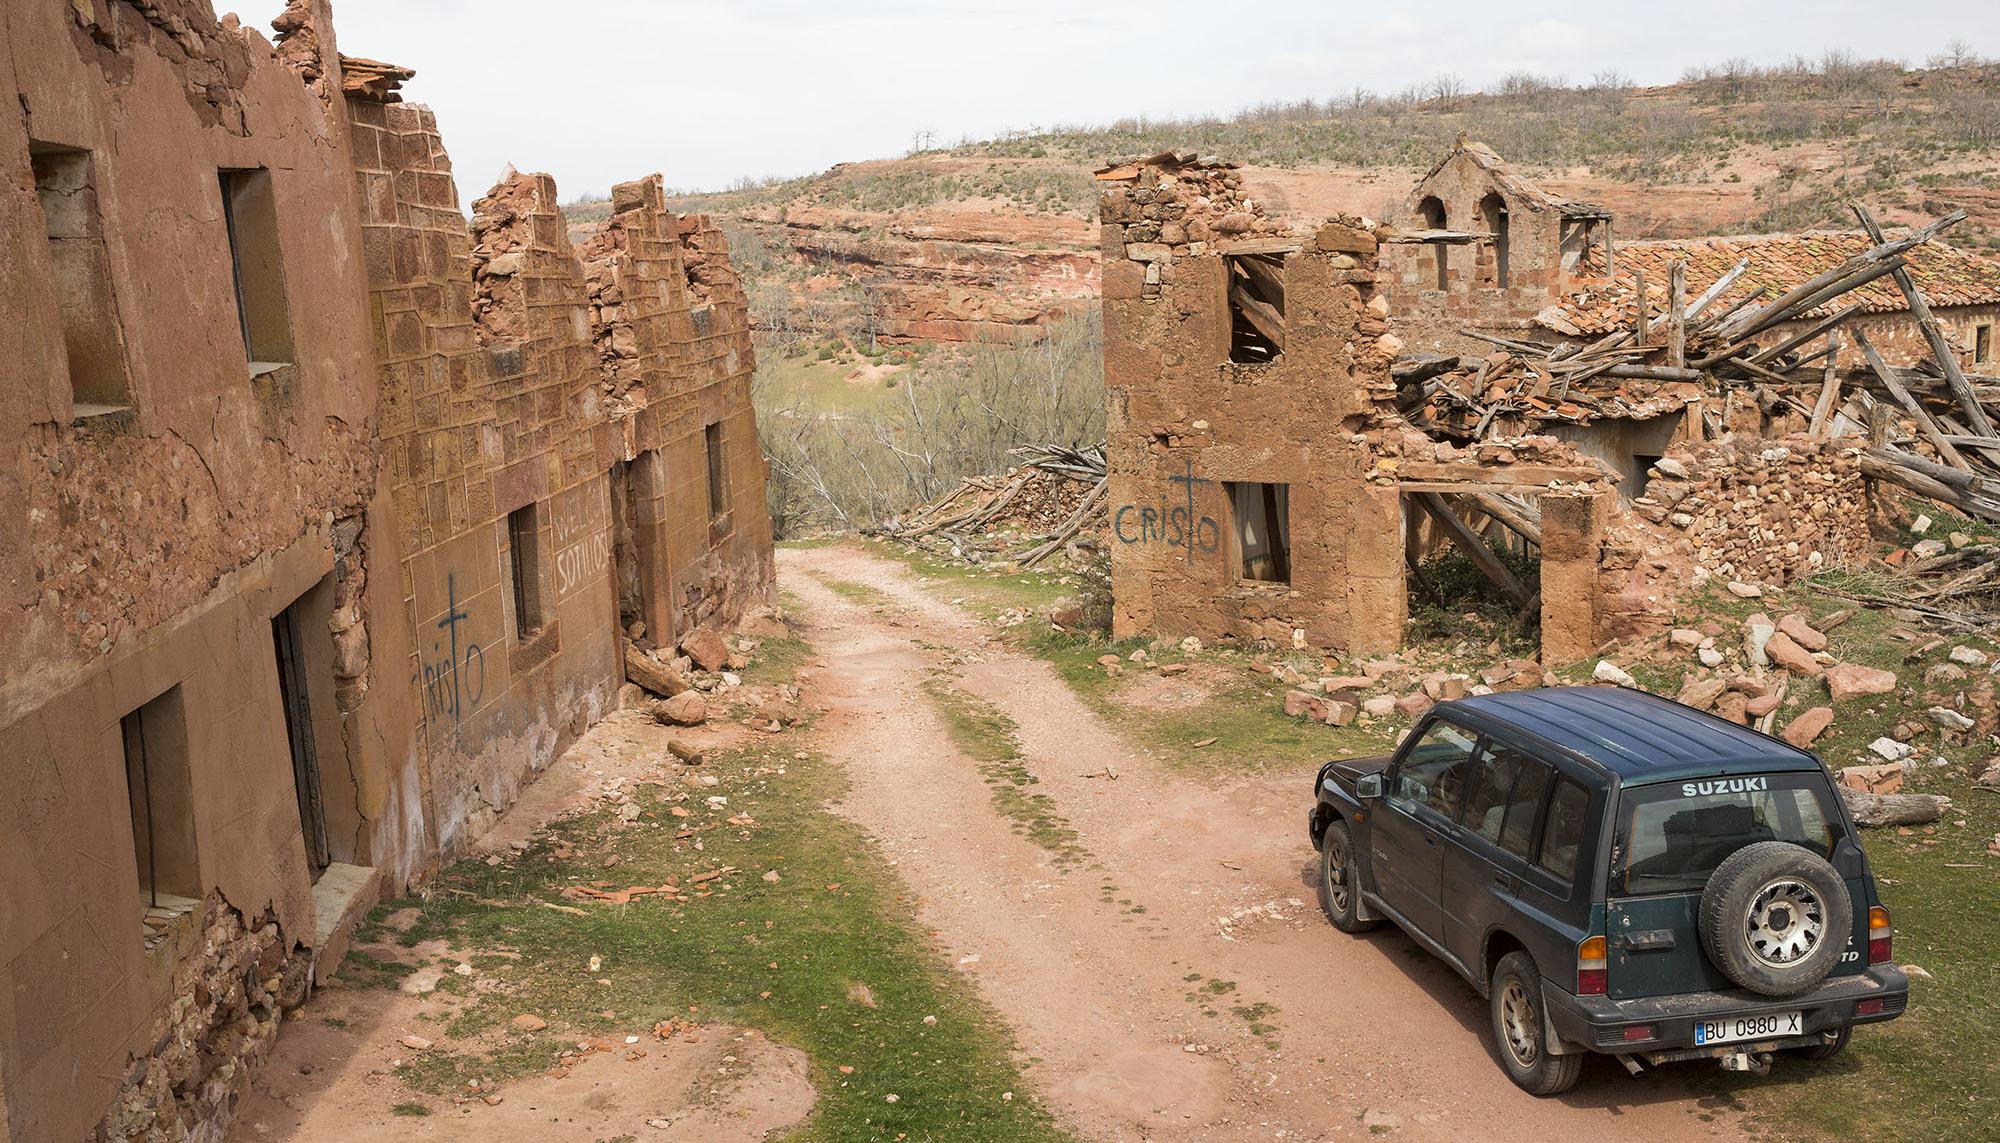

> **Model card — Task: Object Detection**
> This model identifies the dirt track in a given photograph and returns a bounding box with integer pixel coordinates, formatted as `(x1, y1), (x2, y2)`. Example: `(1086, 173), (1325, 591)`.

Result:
(785, 543), (1749, 1141)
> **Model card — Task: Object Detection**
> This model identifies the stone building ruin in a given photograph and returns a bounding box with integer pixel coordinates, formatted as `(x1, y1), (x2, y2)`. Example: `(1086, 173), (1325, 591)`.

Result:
(1099, 145), (1991, 671)
(0, 3), (772, 1139)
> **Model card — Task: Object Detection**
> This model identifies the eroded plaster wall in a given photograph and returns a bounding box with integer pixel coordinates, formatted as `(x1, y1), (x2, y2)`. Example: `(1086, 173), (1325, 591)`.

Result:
(349, 98), (773, 886)
(1101, 162), (1405, 652)
(0, 2), (379, 1138)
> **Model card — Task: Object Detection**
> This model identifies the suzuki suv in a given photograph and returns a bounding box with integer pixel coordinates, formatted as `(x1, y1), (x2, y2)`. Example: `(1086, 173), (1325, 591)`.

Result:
(1306, 686), (1908, 1094)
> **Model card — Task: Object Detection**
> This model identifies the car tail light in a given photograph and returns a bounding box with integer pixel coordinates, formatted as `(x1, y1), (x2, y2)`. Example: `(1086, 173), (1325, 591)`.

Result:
(1856, 998), (1886, 1016)
(1578, 935), (1608, 995)
(1621, 1025), (1655, 1042)
(1867, 906), (1893, 965)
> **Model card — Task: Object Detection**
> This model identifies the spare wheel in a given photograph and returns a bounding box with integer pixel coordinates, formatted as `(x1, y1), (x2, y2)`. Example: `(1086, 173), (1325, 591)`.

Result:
(1697, 841), (1852, 997)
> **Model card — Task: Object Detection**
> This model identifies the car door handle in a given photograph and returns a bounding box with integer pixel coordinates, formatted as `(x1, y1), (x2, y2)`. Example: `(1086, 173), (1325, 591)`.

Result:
(1491, 872), (1516, 890)
(1422, 830), (1441, 846)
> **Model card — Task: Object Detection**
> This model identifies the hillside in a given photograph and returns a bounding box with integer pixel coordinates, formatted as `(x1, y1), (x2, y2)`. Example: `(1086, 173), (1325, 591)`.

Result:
(597, 57), (2000, 344)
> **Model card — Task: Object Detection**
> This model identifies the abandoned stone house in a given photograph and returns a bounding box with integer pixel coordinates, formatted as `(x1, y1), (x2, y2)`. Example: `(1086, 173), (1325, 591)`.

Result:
(0, 3), (772, 1140)
(1386, 137), (2000, 372)
(1098, 148), (1929, 671)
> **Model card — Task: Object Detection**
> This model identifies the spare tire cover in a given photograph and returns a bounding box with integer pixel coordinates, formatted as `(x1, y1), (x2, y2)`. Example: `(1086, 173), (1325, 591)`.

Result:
(1697, 840), (1853, 997)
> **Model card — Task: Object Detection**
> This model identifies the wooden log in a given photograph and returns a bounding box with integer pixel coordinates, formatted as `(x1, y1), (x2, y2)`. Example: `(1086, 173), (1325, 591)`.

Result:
(1667, 260), (1686, 369)
(1717, 210), (1964, 341)
(1461, 491), (1543, 547)
(1853, 327), (1971, 472)
(1413, 491), (1533, 608)
(1234, 253), (1286, 306)
(1229, 278), (1285, 349)
(1838, 786), (1950, 828)
(1851, 203), (1995, 437)
(1684, 256), (1751, 322)
(1809, 330), (1842, 440)
(625, 641), (692, 697)
(1742, 302), (1866, 367)
(1633, 265), (1649, 348)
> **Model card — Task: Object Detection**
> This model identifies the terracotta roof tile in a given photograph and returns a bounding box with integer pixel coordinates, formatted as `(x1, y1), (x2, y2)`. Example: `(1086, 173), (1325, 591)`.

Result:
(1541, 230), (2000, 336)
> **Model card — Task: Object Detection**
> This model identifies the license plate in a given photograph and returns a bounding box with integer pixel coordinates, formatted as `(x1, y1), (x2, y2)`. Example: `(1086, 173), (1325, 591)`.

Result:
(1694, 1011), (1802, 1045)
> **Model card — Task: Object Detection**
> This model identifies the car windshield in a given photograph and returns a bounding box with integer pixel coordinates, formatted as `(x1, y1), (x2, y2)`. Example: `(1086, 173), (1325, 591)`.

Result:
(1618, 775), (1840, 896)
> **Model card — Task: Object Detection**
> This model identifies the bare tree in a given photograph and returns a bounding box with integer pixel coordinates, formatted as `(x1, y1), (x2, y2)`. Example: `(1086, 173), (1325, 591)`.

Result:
(1427, 73), (1468, 111)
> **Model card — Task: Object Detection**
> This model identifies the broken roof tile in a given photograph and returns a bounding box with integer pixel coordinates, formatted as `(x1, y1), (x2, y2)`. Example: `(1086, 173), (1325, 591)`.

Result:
(1543, 230), (2000, 335)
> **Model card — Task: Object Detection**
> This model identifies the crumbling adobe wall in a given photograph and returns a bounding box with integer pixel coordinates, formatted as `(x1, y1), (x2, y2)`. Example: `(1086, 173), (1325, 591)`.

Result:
(350, 98), (771, 882)
(352, 95), (624, 875)
(1102, 158), (1405, 652)
(2, 4), (383, 1140)
(577, 178), (775, 646)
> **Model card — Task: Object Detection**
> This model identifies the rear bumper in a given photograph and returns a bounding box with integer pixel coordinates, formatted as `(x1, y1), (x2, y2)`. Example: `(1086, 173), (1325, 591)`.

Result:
(1543, 964), (1909, 1054)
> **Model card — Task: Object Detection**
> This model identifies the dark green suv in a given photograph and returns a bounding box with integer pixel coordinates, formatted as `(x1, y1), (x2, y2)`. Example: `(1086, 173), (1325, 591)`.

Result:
(1307, 686), (1908, 1094)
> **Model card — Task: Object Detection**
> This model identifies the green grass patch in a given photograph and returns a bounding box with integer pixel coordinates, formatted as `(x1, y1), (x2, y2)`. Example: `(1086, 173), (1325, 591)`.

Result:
(1022, 628), (1401, 776)
(333, 751), (1075, 1140)
(390, 1102), (431, 1117)
(922, 677), (1089, 869)
(738, 592), (815, 688)
(822, 578), (891, 606)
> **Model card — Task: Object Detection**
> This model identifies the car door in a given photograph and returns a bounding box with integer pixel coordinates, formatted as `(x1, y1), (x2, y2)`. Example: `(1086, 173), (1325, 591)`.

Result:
(1440, 737), (1554, 969)
(1370, 716), (1479, 942)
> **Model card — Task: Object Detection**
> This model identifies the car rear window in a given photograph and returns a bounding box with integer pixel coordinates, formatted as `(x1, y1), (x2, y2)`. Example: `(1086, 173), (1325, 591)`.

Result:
(1618, 776), (1840, 896)
(1537, 776), (1589, 881)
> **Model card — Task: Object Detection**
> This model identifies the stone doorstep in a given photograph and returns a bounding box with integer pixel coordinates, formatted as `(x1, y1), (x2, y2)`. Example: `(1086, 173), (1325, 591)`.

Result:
(310, 861), (383, 987)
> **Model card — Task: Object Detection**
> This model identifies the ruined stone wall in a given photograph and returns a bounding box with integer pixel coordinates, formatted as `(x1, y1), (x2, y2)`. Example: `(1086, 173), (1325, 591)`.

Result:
(1101, 162), (1405, 652)
(352, 101), (622, 875)
(1381, 149), (1571, 326)
(579, 179), (775, 646)
(0, 4), (379, 1139)
(349, 104), (772, 879)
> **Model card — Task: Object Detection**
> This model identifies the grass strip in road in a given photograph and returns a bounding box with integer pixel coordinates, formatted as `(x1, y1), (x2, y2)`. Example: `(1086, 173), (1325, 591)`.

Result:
(922, 676), (1090, 870)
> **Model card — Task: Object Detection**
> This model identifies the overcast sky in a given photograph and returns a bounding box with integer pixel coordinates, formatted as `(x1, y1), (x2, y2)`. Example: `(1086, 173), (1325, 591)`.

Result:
(237, 0), (1996, 201)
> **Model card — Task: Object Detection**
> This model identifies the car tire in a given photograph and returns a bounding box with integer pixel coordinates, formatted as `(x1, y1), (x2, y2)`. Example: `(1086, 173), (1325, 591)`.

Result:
(1317, 819), (1379, 933)
(1787, 1024), (1851, 1061)
(1698, 841), (1853, 997)
(1489, 951), (1584, 1096)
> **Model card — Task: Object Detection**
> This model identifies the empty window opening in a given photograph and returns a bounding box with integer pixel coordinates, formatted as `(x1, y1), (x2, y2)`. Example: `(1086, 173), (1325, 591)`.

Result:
(1480, 192), (1510, 288)
(273, 598), (330, 878)
(705, 421), (729, 520)
(1561, 217), (1610, 275)
(219, 168), (294, 371)
(1225, 253), (1286, 363)
(1417, 196), (1448, 289)
(122, 685), (200, 917)
(1976, 322), (1994, 365)
(508, 503), (543, 637)
(1227, 481), (1291, 583)
(32, 142), (130, 412)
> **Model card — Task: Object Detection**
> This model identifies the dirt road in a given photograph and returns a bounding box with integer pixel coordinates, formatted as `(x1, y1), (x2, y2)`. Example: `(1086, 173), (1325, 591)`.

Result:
(784, 544), (1748, 1142)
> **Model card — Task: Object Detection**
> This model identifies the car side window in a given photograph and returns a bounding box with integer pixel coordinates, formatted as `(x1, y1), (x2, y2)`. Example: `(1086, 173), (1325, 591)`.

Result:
(1497, 757), (1553, 861)
(1391, 719), (1479, 820)
(1537, 776), (1591, 882)
(1459, 741), (1532, 845)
